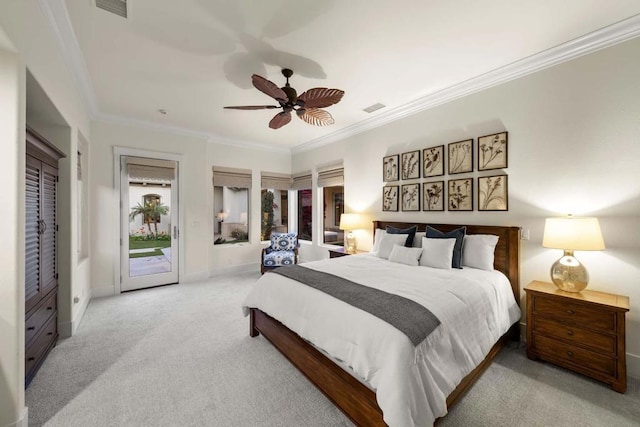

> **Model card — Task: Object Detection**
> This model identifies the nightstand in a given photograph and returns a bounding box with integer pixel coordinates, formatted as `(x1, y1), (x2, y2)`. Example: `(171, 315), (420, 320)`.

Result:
(328, 247), (364, 258)
(525, 280), (629, 393)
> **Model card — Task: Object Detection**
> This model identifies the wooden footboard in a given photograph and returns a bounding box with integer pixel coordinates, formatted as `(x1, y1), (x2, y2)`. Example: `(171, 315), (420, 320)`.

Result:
(250, 308), (516, 426)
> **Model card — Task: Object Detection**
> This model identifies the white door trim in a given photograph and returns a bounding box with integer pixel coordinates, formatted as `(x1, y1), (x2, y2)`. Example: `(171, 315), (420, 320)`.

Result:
(113, 146), (184, 294)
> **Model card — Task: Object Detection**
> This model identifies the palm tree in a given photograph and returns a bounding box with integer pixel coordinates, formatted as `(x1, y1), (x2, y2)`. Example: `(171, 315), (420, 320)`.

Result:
(129, 201), (169, 238)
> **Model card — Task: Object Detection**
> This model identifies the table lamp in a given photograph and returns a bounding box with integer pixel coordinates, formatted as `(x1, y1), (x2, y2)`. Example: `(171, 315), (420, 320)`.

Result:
(339, 213), (361, 254)
(542, 216), (605, 292)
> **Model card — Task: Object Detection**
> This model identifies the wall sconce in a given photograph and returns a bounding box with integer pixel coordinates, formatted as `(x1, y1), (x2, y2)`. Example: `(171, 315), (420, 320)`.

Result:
(542, 216), (605, 292)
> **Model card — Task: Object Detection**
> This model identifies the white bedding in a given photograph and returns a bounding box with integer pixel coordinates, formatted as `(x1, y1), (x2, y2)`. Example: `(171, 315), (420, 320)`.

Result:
(242, 254), (521, 426)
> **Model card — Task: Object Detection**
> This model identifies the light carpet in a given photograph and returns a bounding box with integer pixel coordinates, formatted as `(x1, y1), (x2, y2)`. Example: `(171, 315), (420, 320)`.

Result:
(26, 272), (639, 426)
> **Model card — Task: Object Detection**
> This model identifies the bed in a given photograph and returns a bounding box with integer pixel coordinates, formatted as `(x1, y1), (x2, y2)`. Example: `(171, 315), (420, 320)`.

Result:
(243, 221), (521, 426)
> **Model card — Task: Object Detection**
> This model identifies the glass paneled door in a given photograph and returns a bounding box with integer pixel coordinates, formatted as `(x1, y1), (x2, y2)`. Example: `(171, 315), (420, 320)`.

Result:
(120, 156), (179, 291)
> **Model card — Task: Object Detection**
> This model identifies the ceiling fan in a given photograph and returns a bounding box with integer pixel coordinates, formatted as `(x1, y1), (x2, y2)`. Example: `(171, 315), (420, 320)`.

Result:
(224, 68), (345, 129)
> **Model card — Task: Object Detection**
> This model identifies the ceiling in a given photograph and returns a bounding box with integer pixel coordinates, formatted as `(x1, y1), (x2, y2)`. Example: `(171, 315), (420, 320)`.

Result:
(59, 0), (640, 151)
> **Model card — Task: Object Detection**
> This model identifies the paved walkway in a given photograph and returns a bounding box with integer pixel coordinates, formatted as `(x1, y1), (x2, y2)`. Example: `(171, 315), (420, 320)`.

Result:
(129, 248), (171, 277)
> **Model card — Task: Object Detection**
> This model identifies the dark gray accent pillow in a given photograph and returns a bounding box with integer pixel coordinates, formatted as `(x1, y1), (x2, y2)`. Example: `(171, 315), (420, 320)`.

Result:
(386, 225), (418, 247)
(425, 225), (466, 268)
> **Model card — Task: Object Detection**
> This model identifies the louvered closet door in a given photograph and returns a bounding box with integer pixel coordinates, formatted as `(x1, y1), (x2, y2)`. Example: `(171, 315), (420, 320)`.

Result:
(25, 155), (42, 312)
(40, 163), (58, 298)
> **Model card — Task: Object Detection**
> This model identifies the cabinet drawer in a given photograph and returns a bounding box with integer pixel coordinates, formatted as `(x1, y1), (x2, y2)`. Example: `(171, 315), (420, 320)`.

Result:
(533, 335), (615, 377)
(533, 295), (615, 331)
(25, 291), (57, 347)
(25, 315), (58, 377)
(533, 317), (616, 354)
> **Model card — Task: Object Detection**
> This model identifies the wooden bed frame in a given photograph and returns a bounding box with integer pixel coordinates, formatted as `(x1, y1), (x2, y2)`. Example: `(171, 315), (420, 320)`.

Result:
(249, 221), (521, 426)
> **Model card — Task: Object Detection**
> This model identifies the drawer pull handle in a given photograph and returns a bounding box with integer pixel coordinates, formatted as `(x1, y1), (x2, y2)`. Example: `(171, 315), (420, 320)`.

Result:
(47, 332), (53, 336)
(566, 330), (574, 336)
(566, 310), (574, 315)
(27, 326), (35, 331)
(27, 357), (35, 361)
(47, 306), (53, 310)
(567, 351), (574, 357)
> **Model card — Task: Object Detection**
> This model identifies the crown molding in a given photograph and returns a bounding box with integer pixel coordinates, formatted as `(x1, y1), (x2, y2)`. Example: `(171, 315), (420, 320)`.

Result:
(292, 13), (640, 154)
(42, 1), (640, 155)
(95, 113), (290, 153)
(39, 0), (99, 117)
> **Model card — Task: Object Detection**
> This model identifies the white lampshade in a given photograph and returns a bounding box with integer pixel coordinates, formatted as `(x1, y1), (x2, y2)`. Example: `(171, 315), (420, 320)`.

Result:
(542, 217), (605, 251)
(339, 213), (361, 231)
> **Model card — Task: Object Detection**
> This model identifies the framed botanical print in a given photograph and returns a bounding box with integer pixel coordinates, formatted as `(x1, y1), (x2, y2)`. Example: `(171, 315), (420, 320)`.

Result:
(382, 185), (399, 211)
(422, 181), (444, 211)
(448, 178), (473, 211)
(401, 183), (420, 211)
(478, 132), (508, 171)
(401, 150), (420, 180)
(448, 139), (473, 174)
(382, 154), (399, 182)
(422, 145), (444, 177)
(478, 175), (508, 211)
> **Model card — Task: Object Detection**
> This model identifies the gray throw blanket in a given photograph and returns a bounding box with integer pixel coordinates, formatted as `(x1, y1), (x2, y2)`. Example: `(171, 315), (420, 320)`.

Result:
(271, 265), (440, 346)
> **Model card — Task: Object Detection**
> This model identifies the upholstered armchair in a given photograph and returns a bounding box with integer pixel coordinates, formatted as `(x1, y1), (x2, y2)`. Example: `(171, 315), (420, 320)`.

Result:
(261, 232), (299, 274)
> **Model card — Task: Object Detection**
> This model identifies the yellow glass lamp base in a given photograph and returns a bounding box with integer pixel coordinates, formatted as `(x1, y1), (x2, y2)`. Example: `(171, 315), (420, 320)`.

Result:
(550, 250), (589, 293)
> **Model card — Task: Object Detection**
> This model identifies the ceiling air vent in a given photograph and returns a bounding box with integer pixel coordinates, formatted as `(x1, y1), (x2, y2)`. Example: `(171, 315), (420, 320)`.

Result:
(363, 103), (385, 113)
(96, 0), (128, 19)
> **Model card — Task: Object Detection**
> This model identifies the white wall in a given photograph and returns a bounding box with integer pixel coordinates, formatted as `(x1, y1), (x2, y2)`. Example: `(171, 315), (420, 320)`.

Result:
(293, 37), (640, 377)
(0, 0), (93, 425)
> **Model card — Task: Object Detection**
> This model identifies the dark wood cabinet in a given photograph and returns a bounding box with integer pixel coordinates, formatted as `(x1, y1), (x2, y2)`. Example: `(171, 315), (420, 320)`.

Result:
(525, 280), (629, 393)
(25, 128), (65, 387)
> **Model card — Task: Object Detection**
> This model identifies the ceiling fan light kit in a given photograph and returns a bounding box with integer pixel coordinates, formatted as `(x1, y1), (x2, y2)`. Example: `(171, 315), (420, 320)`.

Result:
(224, 68), (345, 129)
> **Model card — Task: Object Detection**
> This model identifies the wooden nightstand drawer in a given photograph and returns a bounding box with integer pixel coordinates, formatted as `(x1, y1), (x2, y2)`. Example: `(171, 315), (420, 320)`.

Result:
(533, 317), (616, 354)
(533, 296), (615, 332)
(532, 335), (616, 377)
(525, 281), (629, 393)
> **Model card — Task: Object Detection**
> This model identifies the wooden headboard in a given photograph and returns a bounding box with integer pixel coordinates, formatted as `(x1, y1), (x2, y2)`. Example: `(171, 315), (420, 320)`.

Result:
(373, 221), (521, 304)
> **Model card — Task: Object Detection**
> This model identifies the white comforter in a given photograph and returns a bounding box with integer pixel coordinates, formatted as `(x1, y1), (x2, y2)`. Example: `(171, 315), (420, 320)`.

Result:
(242, 254), (521, 426)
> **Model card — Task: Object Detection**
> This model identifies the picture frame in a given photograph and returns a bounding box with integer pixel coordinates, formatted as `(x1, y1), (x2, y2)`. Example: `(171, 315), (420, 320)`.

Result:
(478, 175), (508, 211)
(478, 131), (508, 171)
(448, 178), (473, 211)
(401, 150), (420, 180)
(382, 154), (399, 182)
(382, 185), (399, 211)
(422, 145), (444, 178)
(448, 139), (473, 174)
(401, 183), (420, 211)
(422, 181), (444, 212)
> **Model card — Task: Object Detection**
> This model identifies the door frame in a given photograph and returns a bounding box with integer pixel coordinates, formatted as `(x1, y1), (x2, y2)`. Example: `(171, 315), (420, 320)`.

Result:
(113, 147), (184, 294)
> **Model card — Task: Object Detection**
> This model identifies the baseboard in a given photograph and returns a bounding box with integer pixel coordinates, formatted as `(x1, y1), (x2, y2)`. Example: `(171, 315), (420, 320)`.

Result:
(209, 263), (258, 277)
(58, 320), (73, 339)
(91, 285), (116, 298)
(627, 352), (640, 379)
(5, 407), (28, 427)
(181, 271), (209, 283)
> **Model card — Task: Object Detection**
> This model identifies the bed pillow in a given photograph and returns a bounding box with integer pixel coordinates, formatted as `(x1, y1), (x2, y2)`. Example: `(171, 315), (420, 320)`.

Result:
(376, 233), (409, 259)
(388, 244), (423, 266)
(386, 225), (418, 247)
(462, 234), (499, 271)
(411, 232), (426, 248)
(425, 225), (466, 268)
(370, 228), (386, 254)
(419, 237), (456, 270)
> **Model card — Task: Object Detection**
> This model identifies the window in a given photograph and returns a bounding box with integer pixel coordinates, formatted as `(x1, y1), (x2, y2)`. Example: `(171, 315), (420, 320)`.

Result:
(260, 172), (292, 240)
(318, 167), (344, 246)
(292, 172), (312, 241)
(143, 194), (162, 223)
(212, 167), (251, 245)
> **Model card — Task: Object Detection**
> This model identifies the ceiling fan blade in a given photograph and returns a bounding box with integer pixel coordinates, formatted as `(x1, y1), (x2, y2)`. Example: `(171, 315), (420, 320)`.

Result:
(269, 111), (292, 129)
(297, 88), (344, 108)
(223, 105), (279, 110)
(252, 74), (288, 102)
(296, 108), (335, 126)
